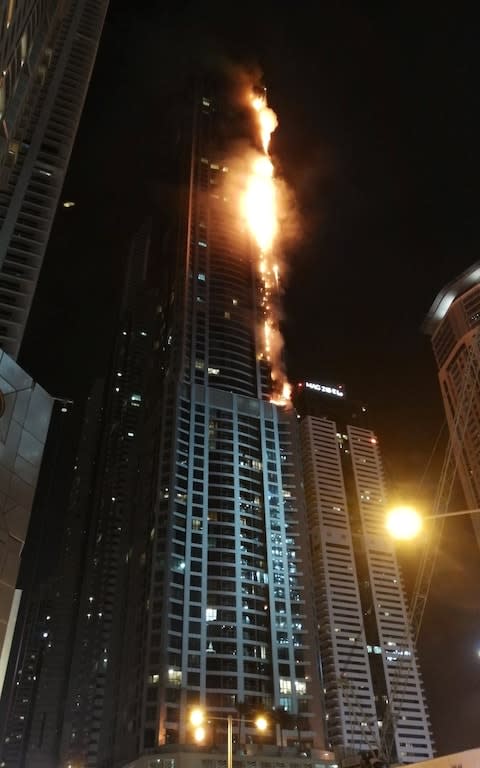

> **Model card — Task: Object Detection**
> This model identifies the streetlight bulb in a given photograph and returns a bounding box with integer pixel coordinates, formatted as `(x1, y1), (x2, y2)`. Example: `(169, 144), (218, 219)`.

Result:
(255, 715), (268, 732)
(190, 708), (205, 727)
(194, 726), (206, 743)
(386, 505), (423, 540)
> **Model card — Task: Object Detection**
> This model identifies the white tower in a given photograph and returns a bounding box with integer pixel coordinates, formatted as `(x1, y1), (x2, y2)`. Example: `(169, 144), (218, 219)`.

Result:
(297, 383), (434, 764)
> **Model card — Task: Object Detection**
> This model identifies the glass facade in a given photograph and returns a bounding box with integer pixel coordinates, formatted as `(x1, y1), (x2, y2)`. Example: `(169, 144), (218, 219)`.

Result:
(115, 89), (324, 762)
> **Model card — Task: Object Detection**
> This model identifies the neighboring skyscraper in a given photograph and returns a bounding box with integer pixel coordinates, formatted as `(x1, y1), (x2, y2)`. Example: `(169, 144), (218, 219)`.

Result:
(113, 84), (325, 766)
(295, 381), (434, 765)
(0, 0), (109, 356)
(0, 222), (155, 768)
(0, 388), (102, 768)
(56, 224), (155, 768)
(423, 262), (480, 549)
(0, 0), (108, 735)
(0, 352), (52, 688)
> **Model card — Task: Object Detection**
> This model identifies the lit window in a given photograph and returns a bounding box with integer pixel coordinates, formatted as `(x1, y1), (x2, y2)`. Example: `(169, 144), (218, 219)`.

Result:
(206, 608), (217, 622)
(279, 678), (291, 694)
(195, 359), (204, 370)
(198, 273), (206, 281)
(295, 680), (306, 695)
(232, 298), (238, 305)
(127, 431), (134, 437)
(131, 393), (142, 402)
(208, 367), (219, 375)
(168, 668), (182, 686)
(148, 674), (160, 684)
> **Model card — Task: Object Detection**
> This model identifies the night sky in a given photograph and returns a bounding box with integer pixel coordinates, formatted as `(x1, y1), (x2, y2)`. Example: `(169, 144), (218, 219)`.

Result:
(19, 1), (480, 757)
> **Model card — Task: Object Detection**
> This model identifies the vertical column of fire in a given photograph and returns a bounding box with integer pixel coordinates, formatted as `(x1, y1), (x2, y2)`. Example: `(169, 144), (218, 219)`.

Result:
(244, 91), (291, 405)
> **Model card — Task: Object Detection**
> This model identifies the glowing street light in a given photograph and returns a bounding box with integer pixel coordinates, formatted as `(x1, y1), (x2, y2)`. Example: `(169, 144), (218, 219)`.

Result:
(386, 505), (480, 540)
(189, 707), (269, 768)
(385, 506), (423, 540)
(255, 714), (268, 732)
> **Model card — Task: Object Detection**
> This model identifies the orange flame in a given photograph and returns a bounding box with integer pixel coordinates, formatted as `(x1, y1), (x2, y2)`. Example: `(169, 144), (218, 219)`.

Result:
(244, 156), (277, 252)
(243, 89), (291, 407)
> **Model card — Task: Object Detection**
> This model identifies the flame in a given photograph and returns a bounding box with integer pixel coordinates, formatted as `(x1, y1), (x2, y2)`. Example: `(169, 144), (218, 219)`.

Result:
(251, 93), (278, 154)
(242, 91), (292, 407)
(244, 157), (277, 252)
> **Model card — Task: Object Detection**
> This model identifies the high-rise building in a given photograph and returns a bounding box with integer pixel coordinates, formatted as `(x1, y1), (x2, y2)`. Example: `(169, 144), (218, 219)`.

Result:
(295, 381), (434, 765)
(0, 0), (109, 356)
(0, 387), (102, 768)
(0, 222), (155, 768)
(113, 84), (326, 767)
(57, 223), (155, 768)
(423, 262), (480, 548)
(1, 0), (109, 759)
(0, 352), (52, 689)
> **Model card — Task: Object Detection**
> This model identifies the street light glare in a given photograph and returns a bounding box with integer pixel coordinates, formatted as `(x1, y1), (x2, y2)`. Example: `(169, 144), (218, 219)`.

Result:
(190, 707), (205, 727)
(386, 505), (423, 540)
(194, 726), (206, 743)
(255, 715), (268, 732)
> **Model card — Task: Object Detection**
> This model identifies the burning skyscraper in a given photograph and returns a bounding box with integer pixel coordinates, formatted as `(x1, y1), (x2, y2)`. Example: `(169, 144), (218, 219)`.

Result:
(113, 79), (326, 765)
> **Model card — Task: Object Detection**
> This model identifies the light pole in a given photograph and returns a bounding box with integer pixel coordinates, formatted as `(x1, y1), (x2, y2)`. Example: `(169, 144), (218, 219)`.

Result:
(189, 708), (268, 768)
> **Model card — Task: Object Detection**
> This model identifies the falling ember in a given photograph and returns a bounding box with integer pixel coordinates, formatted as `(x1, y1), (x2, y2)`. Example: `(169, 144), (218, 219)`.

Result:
(243, 89), (292, 406)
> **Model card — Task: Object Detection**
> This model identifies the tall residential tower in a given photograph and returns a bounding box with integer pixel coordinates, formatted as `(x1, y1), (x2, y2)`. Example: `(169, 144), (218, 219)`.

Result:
(0, 0), (109, 747)
(114, 83), (326, 766)
(296, 382), (434, 765)
(424, 262), (480, 549)
(1, 0), (109, 356)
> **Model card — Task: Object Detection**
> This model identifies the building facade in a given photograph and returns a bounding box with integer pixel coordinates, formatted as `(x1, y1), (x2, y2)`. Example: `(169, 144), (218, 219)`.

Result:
(296, 382), (433, 765)
(0, 2), (108, 759)
(424, 261), (480, 549)
(0, 351), (52, 684)
(114, 86), (325, 766)
(0, 0), (109, 357)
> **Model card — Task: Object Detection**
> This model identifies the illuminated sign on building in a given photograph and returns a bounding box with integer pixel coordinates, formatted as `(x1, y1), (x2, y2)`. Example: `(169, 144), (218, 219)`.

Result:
(304, 381), (344, 398)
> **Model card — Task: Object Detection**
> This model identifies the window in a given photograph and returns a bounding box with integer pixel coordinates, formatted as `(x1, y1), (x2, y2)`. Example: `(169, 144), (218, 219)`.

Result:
(280, 678), (292, 694)
(167, 668), (182, 686)
(206, 608), (217, 622)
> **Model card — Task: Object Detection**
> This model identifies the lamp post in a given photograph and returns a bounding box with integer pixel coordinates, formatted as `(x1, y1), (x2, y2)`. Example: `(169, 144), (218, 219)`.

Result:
(189, 708), (268, 768)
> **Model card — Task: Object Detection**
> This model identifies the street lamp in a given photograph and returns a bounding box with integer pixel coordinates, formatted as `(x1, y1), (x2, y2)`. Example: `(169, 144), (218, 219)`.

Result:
(385, 505), (480, 540)
(189, 708), (269, 768)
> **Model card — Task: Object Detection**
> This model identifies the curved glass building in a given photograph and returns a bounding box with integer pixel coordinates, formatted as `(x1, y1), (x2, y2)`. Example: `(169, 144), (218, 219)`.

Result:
(114, 85), (325, 763)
